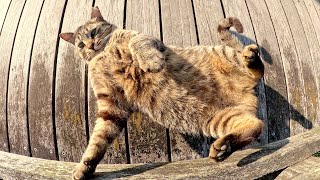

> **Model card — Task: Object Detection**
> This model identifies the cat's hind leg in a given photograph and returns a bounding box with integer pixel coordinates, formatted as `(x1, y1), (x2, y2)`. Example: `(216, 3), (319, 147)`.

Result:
(207, 109), (263, 161)
(129, 34), (166, 73)
(72, 96), (128, 180)
(242, 44), (264, 80)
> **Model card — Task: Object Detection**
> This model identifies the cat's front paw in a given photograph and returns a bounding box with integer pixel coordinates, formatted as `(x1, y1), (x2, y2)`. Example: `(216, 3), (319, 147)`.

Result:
(72, 161), (96, 180)
(242, 44), (259, 63)
(136, 50), (166, 73)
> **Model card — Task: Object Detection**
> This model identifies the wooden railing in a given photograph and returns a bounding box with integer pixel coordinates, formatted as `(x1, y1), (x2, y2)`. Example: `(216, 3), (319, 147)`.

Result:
(1, 127), (319, 180)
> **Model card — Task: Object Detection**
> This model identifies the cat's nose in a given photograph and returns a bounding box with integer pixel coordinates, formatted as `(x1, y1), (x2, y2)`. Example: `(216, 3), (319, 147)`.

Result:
(83, 40), (94, 49)
(87, 43), (94, 50)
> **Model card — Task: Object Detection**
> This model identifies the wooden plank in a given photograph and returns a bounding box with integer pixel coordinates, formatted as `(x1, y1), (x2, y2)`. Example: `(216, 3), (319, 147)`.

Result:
(264, 1), (308, 138)
(0, 0), (15, 152)
(221, 0), (268, 145)
(245, 0), (290, 142)
(88, 0), (127, 164)
(305, 0), (320, 45)
(293, 0), (320, 127)
(55, 0), (93, 162)
(7, 0), (44, 156)
(161, 0), (209, 161)
(0, 0), (26, 152)
(193, 0), (224, 46)
(281, 0), (319, 135)
(1, 127), (320, 180)
(276, 157), (320, 180)
(0, 0), (11, 33)
(28, 0), (67, 160)
(126, 0), (168, 163)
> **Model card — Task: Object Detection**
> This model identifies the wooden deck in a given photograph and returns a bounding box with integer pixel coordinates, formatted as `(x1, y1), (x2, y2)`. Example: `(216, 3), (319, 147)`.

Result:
(0, 0), (320, 165)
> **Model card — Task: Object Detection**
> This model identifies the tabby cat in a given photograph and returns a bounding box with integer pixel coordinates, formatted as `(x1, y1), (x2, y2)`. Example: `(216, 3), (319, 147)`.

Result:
(60, 7), (264, 180)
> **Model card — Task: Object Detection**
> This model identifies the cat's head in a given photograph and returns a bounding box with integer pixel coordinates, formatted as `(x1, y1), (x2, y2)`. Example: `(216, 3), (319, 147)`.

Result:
(59, 6), (117, 61)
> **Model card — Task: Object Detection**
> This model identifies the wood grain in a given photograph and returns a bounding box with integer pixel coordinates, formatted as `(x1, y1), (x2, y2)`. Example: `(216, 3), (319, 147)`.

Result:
(264, 0), (308, 138)
(293, 0), (320, 127)
(7, 0), (44, 156)
(126, 0), (168, 163)
(28, 0), (67, 160)
(0, 0), (15, 152)
(0, 0), (11, 33)
(276, 157), (320, 180)
(193, 0), (224, 45)
(89, 0), (128, 164)
(55, 0), (93, 162)
(305, 0), (320, 45)
(245, 0), (290, 142)
(281, 0), (319, 135)
(1, 127), (320, 180)
(221, 0), (268, 145)
(161, 0), (208, 161)
(0, 0), (27, 152)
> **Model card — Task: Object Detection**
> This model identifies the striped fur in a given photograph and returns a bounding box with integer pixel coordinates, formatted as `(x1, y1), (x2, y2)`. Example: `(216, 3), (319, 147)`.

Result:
(60, 7), (264, 180)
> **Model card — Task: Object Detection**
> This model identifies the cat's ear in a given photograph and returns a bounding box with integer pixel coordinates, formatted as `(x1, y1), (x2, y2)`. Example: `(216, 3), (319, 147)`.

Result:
(91, 6), (104, 20)
(59, 32), (75, 45)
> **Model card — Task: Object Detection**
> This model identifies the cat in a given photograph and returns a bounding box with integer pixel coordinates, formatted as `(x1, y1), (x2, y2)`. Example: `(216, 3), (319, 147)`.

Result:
(60, 7), (264, 180)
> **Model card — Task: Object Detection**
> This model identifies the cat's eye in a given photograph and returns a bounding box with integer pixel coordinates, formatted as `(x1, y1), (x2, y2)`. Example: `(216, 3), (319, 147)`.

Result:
(78, 42), (85, 49)
(91, 28), (98, 37)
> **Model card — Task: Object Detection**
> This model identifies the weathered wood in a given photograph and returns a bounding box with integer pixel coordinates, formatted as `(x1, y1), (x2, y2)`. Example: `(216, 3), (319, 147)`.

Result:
(293, 0), (320, 126)
(221, 0), (268, 146)
(276, 157), (320, 180)
(264, 0), (307, 138)
(1, 127), (320, 180)
(89, 0), (128, 164)
(281, 0), (319, 134)
(246, 0), (290, 142)
(306, 0), (320, 46)
(0, 0), (15, 152)
(55, 0), (93, 162)
(126, 0), (168, 163)
(0, 0), (11, 33)
(7, 0), (44, 156)
(28, 0), (67, 160)
(161, 0), (209, 161)
(192, 0), (224, 45)
(0, 0), (27, 153)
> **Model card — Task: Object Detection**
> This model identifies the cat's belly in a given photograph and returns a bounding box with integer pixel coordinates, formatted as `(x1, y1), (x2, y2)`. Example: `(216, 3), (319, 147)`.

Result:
(138, 94), (215, 135)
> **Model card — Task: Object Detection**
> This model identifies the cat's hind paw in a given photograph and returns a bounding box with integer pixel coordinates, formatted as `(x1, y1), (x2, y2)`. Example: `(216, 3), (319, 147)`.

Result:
(209, 137), (233, 162)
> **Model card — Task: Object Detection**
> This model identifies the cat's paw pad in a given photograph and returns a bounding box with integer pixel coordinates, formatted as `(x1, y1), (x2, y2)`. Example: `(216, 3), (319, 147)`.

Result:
(138, 51), (166, 73)
(243, 44), (259, 62)
(209, 141), (232, 162)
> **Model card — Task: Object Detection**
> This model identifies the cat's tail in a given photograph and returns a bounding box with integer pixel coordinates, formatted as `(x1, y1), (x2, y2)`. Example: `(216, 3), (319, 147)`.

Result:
(217, 17), (243, 52)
